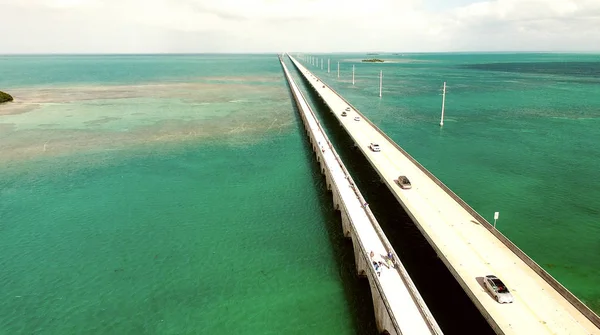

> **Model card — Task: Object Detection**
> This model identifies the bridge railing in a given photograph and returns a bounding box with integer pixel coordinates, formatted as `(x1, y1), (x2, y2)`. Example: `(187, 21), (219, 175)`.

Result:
(282, 55), (443, 335)
(289, 54), (600, 329)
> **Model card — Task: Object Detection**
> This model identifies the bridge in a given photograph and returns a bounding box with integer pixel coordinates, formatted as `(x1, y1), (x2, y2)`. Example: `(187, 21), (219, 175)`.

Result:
(287, 53), (600, 335)
(279, 55), (443, 335)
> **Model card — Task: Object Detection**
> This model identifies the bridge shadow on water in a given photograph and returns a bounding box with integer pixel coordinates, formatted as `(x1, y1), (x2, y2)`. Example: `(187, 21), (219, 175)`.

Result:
(282, 76), (379, 335)
(290, 67), (495, 335)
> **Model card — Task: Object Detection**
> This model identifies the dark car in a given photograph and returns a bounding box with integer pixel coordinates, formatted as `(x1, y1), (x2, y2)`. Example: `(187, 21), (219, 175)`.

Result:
(395, 176), (412, 189)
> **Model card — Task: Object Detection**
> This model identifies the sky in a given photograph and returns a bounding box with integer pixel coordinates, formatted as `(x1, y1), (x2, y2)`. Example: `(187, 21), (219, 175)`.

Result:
(0, 0), (599, 53)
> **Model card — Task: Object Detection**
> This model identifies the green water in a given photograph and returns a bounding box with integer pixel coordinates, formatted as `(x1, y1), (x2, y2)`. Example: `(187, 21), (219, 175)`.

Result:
(0, 55), (377, 334)
(1, 53), (600, 333)
(0, 135), (364, 334)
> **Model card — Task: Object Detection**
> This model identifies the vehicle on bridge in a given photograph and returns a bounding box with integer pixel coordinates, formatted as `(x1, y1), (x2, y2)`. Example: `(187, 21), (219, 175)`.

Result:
(345, 107), (351, 112)
(395, 176), (412, 189)
(484, 275), (514, 304)
(369, 143), (381, 152)
(341, 111), (347, 117)
(354, 116), (361, 121)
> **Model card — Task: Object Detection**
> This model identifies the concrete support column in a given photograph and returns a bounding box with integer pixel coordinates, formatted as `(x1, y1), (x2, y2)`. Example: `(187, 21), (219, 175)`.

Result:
(332, 188), (341, 211)
(369, 280), (396, 335)
(353, 237), (367, 277)
(341, 212), (352, 237)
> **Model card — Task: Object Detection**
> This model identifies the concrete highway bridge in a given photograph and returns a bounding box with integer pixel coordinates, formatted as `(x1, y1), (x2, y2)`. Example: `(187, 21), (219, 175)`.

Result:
(287, 53), (600, 335)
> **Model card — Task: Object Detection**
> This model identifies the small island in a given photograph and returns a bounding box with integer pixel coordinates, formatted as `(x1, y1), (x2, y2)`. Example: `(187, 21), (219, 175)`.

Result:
(0, 90), (13, 103)
(362, 59), (384, 63)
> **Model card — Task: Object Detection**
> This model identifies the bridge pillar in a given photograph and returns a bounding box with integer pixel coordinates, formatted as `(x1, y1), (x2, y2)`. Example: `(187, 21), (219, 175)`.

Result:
(368, 278), (397, 335)
(341, 211), (352, 238)
(332, 188), (341, 211)
(353, 236), (367, 277)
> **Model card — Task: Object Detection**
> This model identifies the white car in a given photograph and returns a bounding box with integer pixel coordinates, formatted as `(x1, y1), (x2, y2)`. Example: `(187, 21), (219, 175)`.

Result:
(354, 116), (361, 121)
(484, 275), (514, 304)
(345, 107), (351, 112)
(369, 143), (380, 152)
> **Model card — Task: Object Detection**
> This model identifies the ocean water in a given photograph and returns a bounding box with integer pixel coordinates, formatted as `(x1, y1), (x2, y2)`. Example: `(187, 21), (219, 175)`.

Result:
(0, 55), (377, 334)
(1, 52), (600, 334)
(300, 52), (600, 313)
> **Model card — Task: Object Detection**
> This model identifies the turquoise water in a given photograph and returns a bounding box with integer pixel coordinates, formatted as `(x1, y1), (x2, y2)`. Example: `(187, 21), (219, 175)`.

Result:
(1, 53), (600, 333)
(0, 137), (366, 334)
(0, 55), (376, 334)
(302, 53), (600, 312)
(0, 55), (280, 88)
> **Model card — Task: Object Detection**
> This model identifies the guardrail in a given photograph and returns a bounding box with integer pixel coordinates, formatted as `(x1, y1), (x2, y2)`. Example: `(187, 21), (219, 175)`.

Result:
(288, 54), (600, 329)
(280, 55), (442, 335)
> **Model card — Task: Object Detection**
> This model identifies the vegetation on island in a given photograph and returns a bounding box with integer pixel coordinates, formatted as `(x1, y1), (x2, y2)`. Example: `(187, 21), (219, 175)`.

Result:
(0, 90), (13, 103)
(362, 59), (384, 63)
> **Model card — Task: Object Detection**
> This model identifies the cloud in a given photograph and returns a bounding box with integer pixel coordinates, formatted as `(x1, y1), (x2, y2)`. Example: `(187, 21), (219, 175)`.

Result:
(451, 0), (600, 24)
(0, 0), (598, 53)
(440, 0), (600, 51)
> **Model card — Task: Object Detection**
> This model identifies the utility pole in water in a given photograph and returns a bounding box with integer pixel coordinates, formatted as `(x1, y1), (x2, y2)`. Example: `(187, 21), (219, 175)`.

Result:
(379, 70), (383, 98)
(440, 82), (446, 127)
